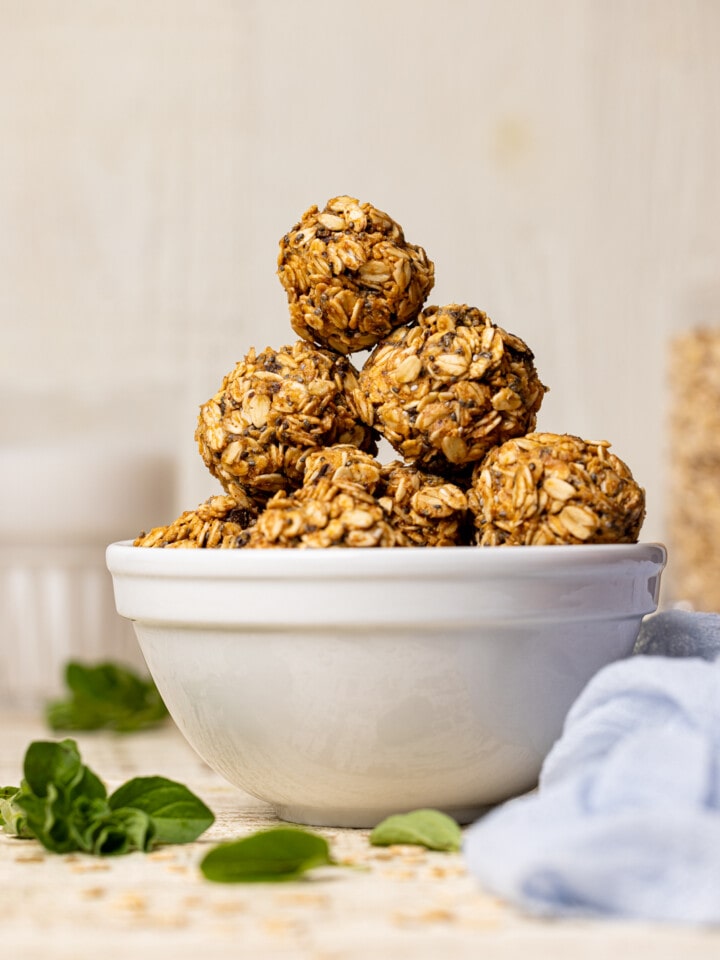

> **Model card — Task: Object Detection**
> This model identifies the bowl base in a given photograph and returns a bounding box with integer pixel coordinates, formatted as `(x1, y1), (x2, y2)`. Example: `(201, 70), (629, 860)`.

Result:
(272, 801), (494, 829)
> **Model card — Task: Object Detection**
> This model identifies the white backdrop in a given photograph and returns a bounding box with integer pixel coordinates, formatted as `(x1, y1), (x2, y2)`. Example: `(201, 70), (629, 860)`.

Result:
(2, 0), (720, 578)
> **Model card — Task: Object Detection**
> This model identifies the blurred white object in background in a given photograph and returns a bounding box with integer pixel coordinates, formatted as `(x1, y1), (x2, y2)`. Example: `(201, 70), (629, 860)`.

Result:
(0, 442), (175, 708)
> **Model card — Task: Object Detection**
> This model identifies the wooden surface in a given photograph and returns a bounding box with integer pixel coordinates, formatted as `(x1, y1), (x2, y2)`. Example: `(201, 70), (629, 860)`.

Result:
(1, 712), (719, 959)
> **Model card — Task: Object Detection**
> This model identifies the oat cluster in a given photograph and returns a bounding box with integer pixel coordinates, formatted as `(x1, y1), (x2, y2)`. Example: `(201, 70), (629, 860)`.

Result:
(467, 433), (645, 546)
(352, 304), (547, 470)
(277, 196), (435, 355)
(135, 194), (646, 550)
(134, 495), (257, 549)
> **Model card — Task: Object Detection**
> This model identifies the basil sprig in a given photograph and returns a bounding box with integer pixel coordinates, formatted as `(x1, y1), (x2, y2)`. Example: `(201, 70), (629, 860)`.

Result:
(200, 827), (336, 883)
(46, 661), (169, 733)
(0, 739), (213, 856)
(369, 809), (462, 851)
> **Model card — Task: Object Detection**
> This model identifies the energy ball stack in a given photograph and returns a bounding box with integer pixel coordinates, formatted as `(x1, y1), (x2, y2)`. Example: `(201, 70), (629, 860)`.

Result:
(195, 340), (376, 505)
(135, 193), (646, 550)
(277, 195), (435, 354)
(353, 304), (547, 472)
(467, 433), (645, 546)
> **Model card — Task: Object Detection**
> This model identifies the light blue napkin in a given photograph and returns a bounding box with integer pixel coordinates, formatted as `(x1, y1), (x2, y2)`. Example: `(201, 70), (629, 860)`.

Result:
(463, 610), (720, 924)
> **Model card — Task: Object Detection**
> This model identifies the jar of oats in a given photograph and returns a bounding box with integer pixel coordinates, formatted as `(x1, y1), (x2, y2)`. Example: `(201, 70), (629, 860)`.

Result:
(667, 327), (720, 610)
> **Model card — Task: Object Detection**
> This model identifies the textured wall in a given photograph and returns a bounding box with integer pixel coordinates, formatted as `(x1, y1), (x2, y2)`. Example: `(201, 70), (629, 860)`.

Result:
(2, 0), (720, 559)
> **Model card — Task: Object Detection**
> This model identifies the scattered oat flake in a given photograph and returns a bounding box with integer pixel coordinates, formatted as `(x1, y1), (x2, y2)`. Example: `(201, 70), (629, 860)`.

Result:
(272, 891), (330, 908)
(262, 917), (304, 937)
(114, 892), (148, 912)
(81, 887), (107, 899)
(429, 863), (466, 878)
(393, 907), (456, 925)
(147, 912), (190, 928)
(70, 861), (111, 873)
(381, 867), (417, 881)
(181, 895), (204, 909)
(212, 900), (248, 914)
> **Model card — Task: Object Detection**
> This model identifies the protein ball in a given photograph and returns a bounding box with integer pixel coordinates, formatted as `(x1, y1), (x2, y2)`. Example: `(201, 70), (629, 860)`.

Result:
(246, 485), (403, 549)
(134, 494), (257, 549)
(377, 461), (469, 547)
(195, 341), (377, 502)
(277, 195), (435, 355)
(353, 304), (547, 471)
(467, 432), (646, 546)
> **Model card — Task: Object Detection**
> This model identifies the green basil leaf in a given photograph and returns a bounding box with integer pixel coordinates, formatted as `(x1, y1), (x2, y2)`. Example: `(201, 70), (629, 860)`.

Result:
(23, 740), (89, 797)
(108, 776), (214, 844)
(67, 796), (114, 852)
(369, 809), (462, 852)
(46, 661), (168, 733)
(16, 782), (80, 853)
(84, 807), (155, 856)
(200, 828), (334, 883)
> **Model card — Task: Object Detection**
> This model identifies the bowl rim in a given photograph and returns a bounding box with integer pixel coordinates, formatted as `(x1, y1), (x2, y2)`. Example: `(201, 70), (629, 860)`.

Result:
(106, 539), (667, 581)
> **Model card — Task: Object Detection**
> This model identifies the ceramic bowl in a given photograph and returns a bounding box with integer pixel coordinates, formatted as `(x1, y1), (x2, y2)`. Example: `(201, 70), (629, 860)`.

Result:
(106, 541), (666, 828)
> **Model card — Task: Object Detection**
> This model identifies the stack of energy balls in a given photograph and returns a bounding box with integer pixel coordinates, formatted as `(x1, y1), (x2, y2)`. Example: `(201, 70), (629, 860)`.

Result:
(135, 195), (645, 549)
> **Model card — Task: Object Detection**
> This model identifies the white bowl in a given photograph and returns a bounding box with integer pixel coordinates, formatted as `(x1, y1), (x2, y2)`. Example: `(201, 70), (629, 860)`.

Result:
(106, 541), (666, 828)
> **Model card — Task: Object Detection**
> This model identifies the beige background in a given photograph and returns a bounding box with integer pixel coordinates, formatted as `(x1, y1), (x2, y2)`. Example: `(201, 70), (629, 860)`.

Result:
(2, 0), (720, 582)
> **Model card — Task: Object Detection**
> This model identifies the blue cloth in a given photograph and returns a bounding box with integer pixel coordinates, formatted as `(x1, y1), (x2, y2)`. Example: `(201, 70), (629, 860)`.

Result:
(463, 611), (720, 924)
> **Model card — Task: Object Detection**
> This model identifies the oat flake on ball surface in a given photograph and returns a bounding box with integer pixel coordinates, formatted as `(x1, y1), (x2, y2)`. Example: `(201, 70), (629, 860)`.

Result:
(277, 195), (435, 355)
(467, 432), (646, 546)
(300, 444), (384, 495)
(353, 304), (547, 473)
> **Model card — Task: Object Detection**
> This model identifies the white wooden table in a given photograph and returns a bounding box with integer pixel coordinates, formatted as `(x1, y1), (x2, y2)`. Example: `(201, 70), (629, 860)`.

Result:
(1, 711), (718, 960)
